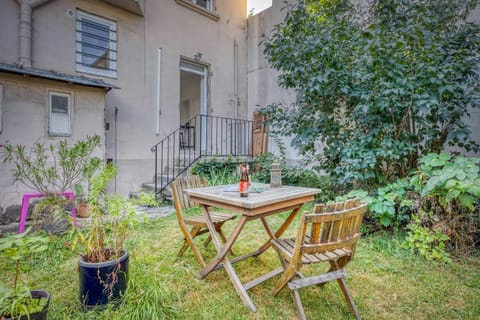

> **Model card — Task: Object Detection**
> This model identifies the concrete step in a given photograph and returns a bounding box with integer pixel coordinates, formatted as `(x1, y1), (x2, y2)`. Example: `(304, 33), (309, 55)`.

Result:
(141, 182), (172, 201)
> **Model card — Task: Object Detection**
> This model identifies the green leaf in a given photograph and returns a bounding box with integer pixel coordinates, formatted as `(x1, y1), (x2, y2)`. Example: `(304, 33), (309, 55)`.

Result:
(438, 153), (451, 161)
(370, 202), (384, 214)
(458, 194), (475, 210)
(446, 189), (460, 201)
(379, 215), (391, 227)
(430, 159), (446, 167)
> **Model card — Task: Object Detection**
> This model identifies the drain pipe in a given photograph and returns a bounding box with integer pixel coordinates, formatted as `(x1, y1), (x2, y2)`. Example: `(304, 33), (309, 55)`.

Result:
(233, 39), (239, 120)
(114, 106), (118, 194)
(16, 0), (51, 68)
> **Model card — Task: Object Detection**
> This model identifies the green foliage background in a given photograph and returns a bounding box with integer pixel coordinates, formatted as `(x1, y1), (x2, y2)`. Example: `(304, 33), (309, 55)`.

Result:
(263, 0), (480, 189)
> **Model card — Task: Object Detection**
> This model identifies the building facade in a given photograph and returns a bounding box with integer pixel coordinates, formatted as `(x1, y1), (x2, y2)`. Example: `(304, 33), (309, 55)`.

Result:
(0, 0), (248, 216)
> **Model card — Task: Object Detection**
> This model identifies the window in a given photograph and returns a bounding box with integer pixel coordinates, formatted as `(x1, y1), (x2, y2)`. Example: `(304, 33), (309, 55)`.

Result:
(191, 0), (213, 10)
(76, 11), (117, 78)
(49, 91), (71, 136)
(175, 0), (219, 21)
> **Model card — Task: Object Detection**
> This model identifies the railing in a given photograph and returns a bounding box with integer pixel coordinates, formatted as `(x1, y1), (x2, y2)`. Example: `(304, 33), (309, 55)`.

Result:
(151, 114), (254, 195)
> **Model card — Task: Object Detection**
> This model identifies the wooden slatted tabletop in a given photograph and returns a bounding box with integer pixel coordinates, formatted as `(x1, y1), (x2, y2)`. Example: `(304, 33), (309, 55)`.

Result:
(186, 183), (320, 215)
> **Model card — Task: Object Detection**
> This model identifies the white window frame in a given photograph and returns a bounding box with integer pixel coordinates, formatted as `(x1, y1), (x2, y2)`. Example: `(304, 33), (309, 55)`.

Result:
(76, 10), (117, 78)
(48, 91), (71, 136)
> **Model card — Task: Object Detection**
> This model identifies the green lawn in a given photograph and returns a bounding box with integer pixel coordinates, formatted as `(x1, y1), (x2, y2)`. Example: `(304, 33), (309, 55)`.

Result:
(1, 209), (479, 319)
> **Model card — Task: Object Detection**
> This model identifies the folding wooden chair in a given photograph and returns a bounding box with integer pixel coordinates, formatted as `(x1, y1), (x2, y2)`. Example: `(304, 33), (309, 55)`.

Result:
(171, 175), (236, 268)
(271, 199), (367, 320)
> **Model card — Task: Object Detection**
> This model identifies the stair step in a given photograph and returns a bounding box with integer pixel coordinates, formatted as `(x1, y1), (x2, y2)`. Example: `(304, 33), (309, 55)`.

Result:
(141, 183), (173, 201)
(142, 183), (156, 191)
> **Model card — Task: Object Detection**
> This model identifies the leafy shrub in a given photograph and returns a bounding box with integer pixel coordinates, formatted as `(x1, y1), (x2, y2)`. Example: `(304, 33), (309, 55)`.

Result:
(0, 230), (50, 319)
(410, 153), (480, 210)
(191, 156), (240, 184)
(251, 153), (336, 202)
(402, 212), (451, 263)
(408, 153), (480, 254)
(1, 135), (101, 194)
(345, 153), (480, 259)
(263, 0), (480, 189)
(130, 192), (161, 207)
(345, 179), (413, 228)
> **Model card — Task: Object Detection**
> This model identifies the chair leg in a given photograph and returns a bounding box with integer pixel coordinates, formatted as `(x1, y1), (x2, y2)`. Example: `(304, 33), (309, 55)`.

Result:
(318, 259), (349, 288)
(337, 274), (361, 320)
(189, 240), (207, 268)
(272, 265), (297, 296)
(178, 226), (201, 257)
(203, 234), (212, 248)
(291, 288), (307, 320)
(203, 223), (235, 256)
(184, 226), (207, 268)
(203, 223), (224, 247)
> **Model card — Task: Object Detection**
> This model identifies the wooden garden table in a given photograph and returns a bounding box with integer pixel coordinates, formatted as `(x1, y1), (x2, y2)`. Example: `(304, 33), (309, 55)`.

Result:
(184, 183), (321, 312)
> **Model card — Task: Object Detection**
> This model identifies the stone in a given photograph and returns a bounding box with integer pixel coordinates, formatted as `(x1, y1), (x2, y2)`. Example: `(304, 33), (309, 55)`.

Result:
(1, 205), (21, 224)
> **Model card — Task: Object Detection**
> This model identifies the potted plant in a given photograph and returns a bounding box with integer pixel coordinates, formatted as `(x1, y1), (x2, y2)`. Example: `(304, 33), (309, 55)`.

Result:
(69, 163), (136, 308)
(1, 135), (102, 232)
(0, 229), (50, 320)
(74, 184), (90, 219)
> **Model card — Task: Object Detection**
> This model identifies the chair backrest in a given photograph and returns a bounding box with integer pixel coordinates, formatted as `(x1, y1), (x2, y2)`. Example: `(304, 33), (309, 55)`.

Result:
(294, 199), (367, 257)
(171, 175), (207, 211)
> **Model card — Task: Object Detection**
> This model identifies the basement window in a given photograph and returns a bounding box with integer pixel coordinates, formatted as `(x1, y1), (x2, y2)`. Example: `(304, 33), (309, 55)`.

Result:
(76, 10), (117, 78)
(49, 91), (71, 136)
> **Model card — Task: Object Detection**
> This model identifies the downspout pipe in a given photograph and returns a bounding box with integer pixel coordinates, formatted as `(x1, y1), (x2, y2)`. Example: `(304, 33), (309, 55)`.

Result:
(16, 0), (51, 68)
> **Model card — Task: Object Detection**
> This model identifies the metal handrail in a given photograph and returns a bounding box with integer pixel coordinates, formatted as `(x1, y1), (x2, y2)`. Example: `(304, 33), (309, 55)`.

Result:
(151, 114), (254, 196)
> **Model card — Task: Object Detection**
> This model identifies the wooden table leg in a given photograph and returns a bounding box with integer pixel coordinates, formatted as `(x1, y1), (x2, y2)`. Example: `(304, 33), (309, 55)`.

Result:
(257, 206), (301, 253)
(211, 206), (302, 271)
(199, 205), (257, 311)
(198, 206), (247, 278)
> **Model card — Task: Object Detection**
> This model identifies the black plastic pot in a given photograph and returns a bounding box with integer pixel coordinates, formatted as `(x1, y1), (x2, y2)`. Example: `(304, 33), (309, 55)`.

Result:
(7, 290), (50, 320)
(78, 250), (129, 308)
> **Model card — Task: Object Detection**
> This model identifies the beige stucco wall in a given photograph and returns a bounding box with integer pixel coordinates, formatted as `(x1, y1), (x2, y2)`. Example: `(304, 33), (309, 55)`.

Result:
(247, 0), (300, 165)
(0, 72), (106, 210)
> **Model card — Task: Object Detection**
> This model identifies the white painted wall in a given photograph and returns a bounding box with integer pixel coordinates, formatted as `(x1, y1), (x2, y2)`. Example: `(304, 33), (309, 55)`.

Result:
(0, 73), (106, 210)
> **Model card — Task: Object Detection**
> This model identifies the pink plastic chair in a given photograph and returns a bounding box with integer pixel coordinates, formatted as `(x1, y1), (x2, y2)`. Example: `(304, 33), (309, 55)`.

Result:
(19, 191), (76, 233)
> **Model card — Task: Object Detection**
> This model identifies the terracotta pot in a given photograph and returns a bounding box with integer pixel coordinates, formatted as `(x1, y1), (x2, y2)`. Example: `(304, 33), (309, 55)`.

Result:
(76, 203), (91, 218)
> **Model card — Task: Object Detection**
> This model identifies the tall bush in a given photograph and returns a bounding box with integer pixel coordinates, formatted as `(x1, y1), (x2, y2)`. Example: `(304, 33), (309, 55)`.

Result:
(1, 135), (102, 195)
(263, 0), (480, 189)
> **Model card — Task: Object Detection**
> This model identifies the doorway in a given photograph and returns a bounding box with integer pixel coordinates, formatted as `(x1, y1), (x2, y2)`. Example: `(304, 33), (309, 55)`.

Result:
(180, 59), (208, 150)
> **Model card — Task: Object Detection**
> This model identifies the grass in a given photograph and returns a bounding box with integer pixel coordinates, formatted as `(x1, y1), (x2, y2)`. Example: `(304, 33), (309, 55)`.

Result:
(1, 208), (479, 320)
